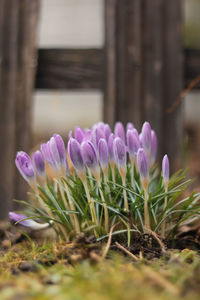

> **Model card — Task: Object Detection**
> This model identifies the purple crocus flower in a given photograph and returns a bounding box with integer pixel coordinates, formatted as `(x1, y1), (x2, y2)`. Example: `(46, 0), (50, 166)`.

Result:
(74, 127), (85, 144)
(50, 134), (66, 168)
(41, 142), (56, 170)
(98, 138), (108, 171)
(150, 130), (158, 165)
(67, 138), (85, 176)
(114, 122), (125, 142)
(15, 151), (35, 185)
(53, 134), (66, 166)
(9, 212), (51, 230)
(81, 141), (100, 177)
(113, 137), (127, 171)
(126, 122), (134, 131)
(140, 122), (152, 153)
(137, 148), (149, 180)
(126, 129), (140, 161)
(33, 150), (45, 177)
(162, 154), (169, 183)
(91, 126), (105, 150)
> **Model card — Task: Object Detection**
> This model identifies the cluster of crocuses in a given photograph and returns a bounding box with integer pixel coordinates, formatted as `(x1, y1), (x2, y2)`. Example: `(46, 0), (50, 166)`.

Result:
(9, 121), (170, 239)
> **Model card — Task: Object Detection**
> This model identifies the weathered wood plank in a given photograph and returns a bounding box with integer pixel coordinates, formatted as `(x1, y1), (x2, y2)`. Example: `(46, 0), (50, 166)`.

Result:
(162, 0), (183, 171)
(0, 0), (19, 219)
(141, 0), (164, 156)
(104, 0), (117, 127)
(14, 0), (40, 205)
(115, 0), (143, 127)
(35, 48), (200, 91)
(36, 49), (103, 90)
(0, 0), (40, 219)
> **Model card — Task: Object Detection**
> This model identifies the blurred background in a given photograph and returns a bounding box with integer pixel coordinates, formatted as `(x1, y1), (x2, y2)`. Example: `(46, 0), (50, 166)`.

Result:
(0, 0), (200, 219)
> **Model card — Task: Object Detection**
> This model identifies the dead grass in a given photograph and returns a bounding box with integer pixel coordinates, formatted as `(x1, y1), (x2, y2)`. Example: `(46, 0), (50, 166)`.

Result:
(0, 239), (200, 300)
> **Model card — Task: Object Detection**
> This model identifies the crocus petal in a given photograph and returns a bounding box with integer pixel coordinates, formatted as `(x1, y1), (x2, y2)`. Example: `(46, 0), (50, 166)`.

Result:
(126, 129), (140, 159)
(113, 137), (127, 169)
(162, 154), (169, 183)
(140, 121), (152, 153)
(49, 137), (61, 166)
(53, 134), (66, 166)
(41, 143), (56, 169)
(33, 150), (45, 177)
(126, 122), (134, 131)
(9, 212), (51, 230)
(15, 151), (35, 184)
(114, 122), (125, 142)
(91, 126), (105, 150)
(81, 141), (98, 170)
(151, 130), (158, 164)
(74, 127), (85, 144)
(98, 138), (108, 169)
(137, 148), (149, 180)
(67, 138), (84, 172)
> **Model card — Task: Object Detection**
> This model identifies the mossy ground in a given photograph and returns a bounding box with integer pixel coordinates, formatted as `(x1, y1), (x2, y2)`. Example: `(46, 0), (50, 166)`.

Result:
(0, 236), (200, 300)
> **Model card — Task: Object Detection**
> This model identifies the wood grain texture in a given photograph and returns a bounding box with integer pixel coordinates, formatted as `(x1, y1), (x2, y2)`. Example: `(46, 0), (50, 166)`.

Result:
(141, 0), (163, 155)
(36, 49), (103, 89)
(14, 0), (40, 205)
(104, 0), (117, 127)
(0, 0), (19, 219)
(35, 48), (200, 91)
(0, 0), (40, 219)
(162, 0), (183, 171)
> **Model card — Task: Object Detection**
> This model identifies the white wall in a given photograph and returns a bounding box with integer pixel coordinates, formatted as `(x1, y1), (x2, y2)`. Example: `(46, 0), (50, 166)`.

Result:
(33, 0), (104, 139)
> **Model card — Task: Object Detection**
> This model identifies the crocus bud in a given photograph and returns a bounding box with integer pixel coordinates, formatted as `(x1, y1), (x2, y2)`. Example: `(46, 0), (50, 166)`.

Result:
(98, 138), (108, 173)
(113, 137), (127, 172)
(50, 134), (66, 169)
(140, 122), (152, 154)
(92, 126), (105, 149)
(83, 129), (92, 142)
(15, 151), (35, 186)
(33, 150), (45, 177)
(74, 127), (85, 144)
(53, 134), (66, 166)
(81, 141), (100, 179)
(9, 212), (52, 230)
(150, 130), (158, 165)
(137, 148), (149, 180)
(104, 124), (111, 142)
(126, 122), (134, 131)
(126, 129), (140, 162)
(41, 142), (56, 170)
(67, 138), (85, 176)
(114, 122), (125, 142)
(162, 154), (169, 184)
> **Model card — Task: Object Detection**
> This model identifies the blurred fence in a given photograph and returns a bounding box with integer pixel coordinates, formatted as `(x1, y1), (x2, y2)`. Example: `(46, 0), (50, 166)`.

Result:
(0, 0), (199, 219)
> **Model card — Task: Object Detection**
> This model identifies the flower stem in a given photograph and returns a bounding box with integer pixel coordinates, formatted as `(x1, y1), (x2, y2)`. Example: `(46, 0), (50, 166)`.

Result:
(131, 163), (134, 187)
(82, 177), (98, 228)
(97, 179), (109, 232)
(121, 170), (129, 213)
(143, 179), (150, 231)
(161, 183), (168, 237)
(63, 181), (80, 234)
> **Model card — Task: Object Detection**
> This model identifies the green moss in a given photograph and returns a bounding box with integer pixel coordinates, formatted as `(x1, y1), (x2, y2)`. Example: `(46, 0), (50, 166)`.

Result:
(0, 242), (200, 300)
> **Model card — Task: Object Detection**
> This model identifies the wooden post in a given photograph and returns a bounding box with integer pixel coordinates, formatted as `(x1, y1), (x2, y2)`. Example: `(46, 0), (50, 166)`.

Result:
(104, 0), (183, 169)
(0, 0), (40, 219)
